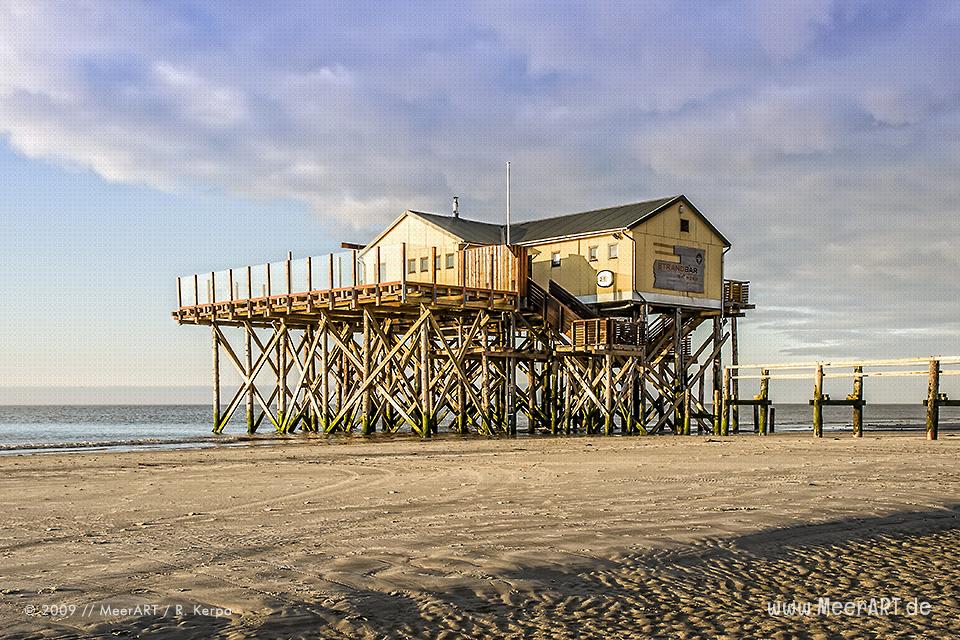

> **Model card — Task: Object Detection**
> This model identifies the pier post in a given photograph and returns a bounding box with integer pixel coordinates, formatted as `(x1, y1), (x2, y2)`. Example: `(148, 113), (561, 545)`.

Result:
(481, 352), (492, 434)
(245, 323), (255, 433)
(926, 359), (940, 440)
(682, 388), (691, 436)
(420, 310), (432, 438)
(212, 323), (221, 432)
(813, 363), (824, 438)
(362, 310), (374, 435)
(604, 352), (615, 435)
(852, 366), (863, 438)
(278, 323), (288, 432)
(721, 368), (730, 436)
(757, 368), (769, 435)
(730, 317), (740, 433)
(457, 321), (469, 434)
(320, 322), (329, 431)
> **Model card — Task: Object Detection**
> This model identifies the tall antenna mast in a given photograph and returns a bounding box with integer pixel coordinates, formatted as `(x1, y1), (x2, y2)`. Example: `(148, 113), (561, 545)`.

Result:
(506, 161), (511, 245)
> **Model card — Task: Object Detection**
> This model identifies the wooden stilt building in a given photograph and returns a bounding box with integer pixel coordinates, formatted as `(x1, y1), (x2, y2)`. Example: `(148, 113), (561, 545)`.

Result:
(174, 195), (753, 436)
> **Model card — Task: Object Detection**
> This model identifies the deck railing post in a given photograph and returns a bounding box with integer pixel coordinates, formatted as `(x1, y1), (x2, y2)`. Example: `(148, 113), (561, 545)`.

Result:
(328, 254), (335, 310)
(209, 271), (215, 305)
(813, 363), (824, 438)
(431, 246), (437, 305)
(351, 249), (358, 308)
(401, 243), (407, 303)
(488, 247), (495, 309)
(177, 277), (183, 309)
(459, 248), (467, 306)
(926, 359), (940, 440)
(376, 246), (382, 305)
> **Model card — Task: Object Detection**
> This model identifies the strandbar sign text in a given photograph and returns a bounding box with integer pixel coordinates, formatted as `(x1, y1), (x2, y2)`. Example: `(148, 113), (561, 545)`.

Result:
(653, 245), (705, 293)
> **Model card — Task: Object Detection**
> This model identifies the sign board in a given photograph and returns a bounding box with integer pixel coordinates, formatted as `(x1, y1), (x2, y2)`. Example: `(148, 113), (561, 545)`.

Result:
(653, 245), (705, 293)
(597, 270), (614, 288)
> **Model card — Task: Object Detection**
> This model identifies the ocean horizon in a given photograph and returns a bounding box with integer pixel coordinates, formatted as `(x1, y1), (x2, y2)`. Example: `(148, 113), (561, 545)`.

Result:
(1, 403), (957, 454)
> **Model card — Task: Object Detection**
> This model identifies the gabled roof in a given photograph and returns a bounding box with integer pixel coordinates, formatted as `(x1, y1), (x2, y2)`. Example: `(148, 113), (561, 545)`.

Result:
(508, 196), (677, 244)
(364, 195), (730, 250)
(510, 195), (730, 247)
(409, 210), (504, 245)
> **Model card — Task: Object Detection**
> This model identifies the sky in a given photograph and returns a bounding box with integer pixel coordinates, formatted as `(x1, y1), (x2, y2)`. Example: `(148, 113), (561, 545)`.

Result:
(1, 1), (959, 403)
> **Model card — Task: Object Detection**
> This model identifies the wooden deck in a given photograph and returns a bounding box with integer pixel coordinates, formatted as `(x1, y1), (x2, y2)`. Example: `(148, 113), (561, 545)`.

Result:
(174, 280), (522, 326)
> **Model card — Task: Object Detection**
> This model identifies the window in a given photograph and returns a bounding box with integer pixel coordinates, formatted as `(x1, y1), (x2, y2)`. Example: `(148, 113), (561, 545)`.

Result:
(551, 251), (561, 268)
(420, 257), (429, 272)
(608, 243), (619, 259)
(680, 218), (690, 233)
(434, 255), (441, 271)
(407, 258), (417, 274)
(378, 262), (387, 280)
(588, 245), (598, 262)
(445, 253), (455, 269)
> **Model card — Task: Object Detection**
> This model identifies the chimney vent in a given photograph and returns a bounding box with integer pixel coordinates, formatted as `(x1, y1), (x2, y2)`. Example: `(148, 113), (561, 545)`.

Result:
(452, 196), (460, 218)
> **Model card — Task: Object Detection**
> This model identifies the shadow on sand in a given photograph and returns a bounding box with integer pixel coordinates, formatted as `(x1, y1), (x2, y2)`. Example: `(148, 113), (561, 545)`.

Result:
(61, 505), (960, 639)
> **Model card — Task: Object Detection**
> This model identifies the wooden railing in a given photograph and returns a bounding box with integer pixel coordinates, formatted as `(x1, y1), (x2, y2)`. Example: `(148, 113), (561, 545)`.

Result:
(571, 318), (645, 348)
(176, 244), (526, 310)
(726, 357), (960, 439)
(723, 279), (750, 305)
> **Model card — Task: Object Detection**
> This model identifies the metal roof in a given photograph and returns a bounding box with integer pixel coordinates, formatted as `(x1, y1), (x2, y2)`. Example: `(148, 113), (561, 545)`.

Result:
(508, 196), (678, 244)
(409, 210), (505, 245)
(405, 195), (731, 248)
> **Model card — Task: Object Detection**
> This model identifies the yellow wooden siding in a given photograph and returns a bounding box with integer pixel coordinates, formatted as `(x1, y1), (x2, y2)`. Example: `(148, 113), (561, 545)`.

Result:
(631, 201), (725, 300)
(528, 233), (632, 302)
(361, 213), (463, 286)
(524, 200), (726, 303)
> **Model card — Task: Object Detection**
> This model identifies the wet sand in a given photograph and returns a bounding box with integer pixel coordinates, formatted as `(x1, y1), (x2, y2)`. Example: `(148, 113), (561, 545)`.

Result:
(2, 433), (959, 638)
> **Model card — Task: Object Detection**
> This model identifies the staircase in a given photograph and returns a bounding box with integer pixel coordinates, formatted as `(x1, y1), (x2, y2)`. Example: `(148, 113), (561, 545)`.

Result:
(524, 278), (705, 360)
(524, 279), (597, 340)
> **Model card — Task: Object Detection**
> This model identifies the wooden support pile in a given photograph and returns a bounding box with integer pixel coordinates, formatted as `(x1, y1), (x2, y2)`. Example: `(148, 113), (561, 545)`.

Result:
(726, 357), (959, 438)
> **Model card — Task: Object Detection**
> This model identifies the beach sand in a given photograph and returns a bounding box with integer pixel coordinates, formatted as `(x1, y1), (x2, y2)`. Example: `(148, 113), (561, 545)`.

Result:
(2, 432), (959, 638)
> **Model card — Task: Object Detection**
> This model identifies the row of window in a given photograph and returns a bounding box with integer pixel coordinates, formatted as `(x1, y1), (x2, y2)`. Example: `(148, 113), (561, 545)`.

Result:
(407, 253), (456, 274)
(551, 243), (619, 267)
(402, 242), (626, 273)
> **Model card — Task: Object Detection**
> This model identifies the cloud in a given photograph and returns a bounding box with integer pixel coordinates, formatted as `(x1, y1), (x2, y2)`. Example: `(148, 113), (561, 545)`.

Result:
(2, 0), (960, 362)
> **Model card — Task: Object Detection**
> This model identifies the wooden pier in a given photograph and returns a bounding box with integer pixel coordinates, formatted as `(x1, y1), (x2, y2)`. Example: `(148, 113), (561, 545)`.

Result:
(175, 243), (752, 437)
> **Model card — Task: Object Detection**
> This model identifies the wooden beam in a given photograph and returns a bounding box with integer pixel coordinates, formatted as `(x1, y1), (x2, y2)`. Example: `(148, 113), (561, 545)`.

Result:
(926, 359), (940, 440)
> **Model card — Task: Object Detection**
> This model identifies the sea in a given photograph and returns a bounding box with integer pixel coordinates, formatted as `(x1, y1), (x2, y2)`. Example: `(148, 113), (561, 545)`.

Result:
(0, 404), (956, 454)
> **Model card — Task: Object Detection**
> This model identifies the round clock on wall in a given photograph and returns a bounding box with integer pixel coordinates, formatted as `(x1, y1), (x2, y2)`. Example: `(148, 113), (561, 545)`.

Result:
(597, 270), (614, 288)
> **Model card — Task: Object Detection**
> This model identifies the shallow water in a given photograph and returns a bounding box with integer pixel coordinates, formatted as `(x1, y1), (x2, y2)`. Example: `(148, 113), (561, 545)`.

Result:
(0, 403), (956, 453)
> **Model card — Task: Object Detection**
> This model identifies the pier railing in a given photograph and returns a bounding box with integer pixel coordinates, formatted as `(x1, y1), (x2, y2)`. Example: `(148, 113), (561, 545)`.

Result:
(176, 243), (528, 312)
(723, 357), (960, 440)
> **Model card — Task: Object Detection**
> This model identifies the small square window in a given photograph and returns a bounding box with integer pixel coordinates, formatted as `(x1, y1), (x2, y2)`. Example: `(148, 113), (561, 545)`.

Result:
(420, 257), (429, 272)
(608, 243), (619, 259)
(551, 251), (561, 267)
(445, 253), (455, 269)
(407, 259), (417, 274)
(680, 219), (690, 233)
(588, 245), (598, 261)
